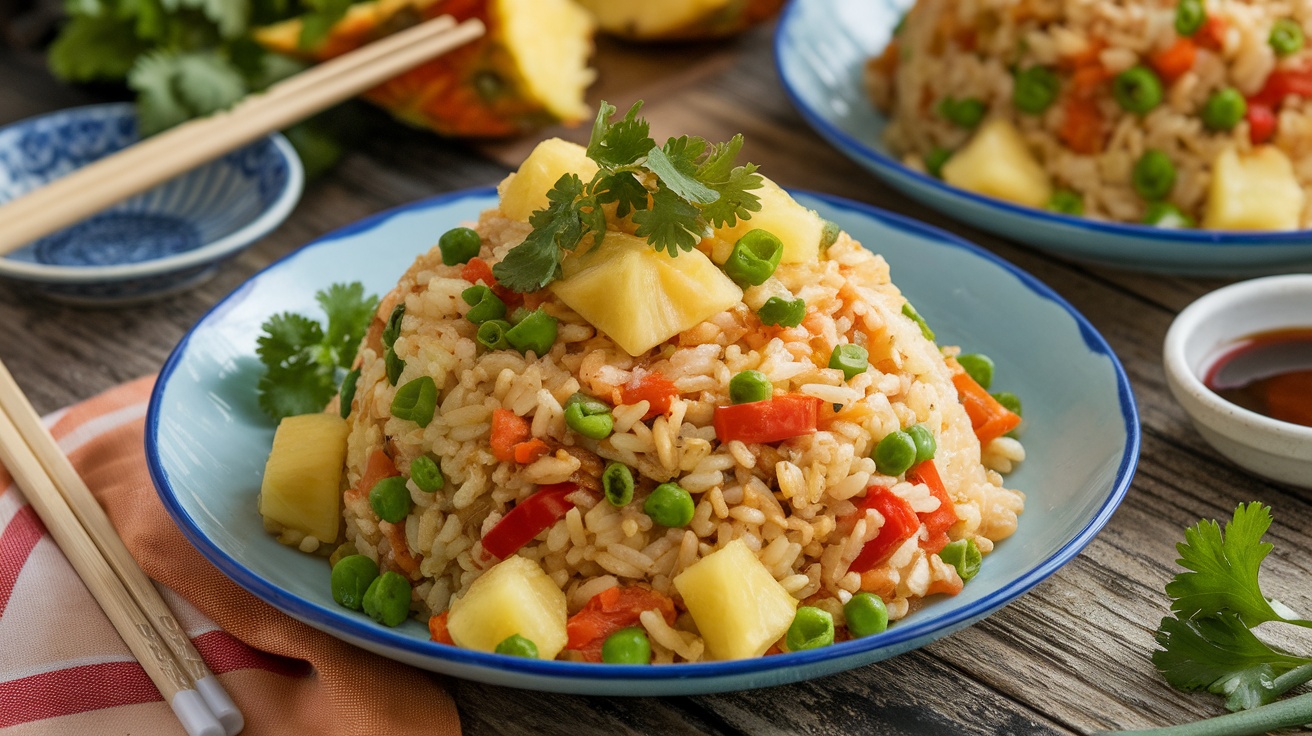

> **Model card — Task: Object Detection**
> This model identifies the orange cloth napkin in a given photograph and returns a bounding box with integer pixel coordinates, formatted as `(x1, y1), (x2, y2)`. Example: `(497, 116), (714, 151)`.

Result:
(0, 377), (462, 735)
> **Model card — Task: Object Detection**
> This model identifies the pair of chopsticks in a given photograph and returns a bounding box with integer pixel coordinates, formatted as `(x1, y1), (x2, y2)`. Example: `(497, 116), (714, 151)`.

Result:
(0, 12), (486, 257)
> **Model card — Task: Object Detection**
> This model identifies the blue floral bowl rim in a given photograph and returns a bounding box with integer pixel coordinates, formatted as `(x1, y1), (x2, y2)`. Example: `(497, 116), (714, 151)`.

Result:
(0, 102), (304, 284)
(773, 0), (1312, 248)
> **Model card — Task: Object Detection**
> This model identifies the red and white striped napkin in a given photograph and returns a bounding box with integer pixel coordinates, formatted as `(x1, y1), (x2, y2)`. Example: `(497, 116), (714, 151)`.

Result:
(0, 377), (462, 735)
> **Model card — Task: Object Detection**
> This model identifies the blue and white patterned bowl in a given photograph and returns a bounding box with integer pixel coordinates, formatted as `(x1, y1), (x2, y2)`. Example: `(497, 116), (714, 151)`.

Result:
(0, 103), (303, 304)
(775, 0), (1312, 276)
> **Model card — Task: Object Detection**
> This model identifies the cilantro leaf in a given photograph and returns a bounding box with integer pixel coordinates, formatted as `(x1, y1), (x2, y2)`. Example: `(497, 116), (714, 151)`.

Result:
(633, 183), (703, 256)
(1153, 613), (1312, 712)
(129, 50), (247, 134)
(587, 101), (655, 169)
(646, 138), (718, 205)
(257, 313), (323, 366)
(592, 172), (649, 218)
(1166, 502), (1309, 628)
(701, 162), (763, 229)
(258, 360), (337, 419)
(48, 13), (151, 81)
(317, 282), (378, 368)
(495, 174), (586, 291)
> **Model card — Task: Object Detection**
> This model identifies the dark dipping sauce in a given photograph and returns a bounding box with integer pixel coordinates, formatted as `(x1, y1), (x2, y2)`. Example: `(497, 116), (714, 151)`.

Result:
(1203, 327), (1312, 428)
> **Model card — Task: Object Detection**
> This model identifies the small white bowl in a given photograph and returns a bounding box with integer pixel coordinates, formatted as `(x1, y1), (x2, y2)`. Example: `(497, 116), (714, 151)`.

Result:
(1163, 275), (1312, 488)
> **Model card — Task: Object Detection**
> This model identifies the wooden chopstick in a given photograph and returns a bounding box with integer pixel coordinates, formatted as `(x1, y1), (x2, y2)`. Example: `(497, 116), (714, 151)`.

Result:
(0, 14), (485, 256)
(0, 373), (226, 736)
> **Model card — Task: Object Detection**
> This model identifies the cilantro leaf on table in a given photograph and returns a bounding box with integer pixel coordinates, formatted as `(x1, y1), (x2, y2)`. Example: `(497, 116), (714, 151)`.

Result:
(47, 14), (151, 81)
(256, 283), (378, 421)
(129, 50), (248, 135)
(1153, 613), (1312, 712)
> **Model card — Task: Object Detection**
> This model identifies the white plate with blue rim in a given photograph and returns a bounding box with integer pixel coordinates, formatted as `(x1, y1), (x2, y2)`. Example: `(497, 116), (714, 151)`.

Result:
(775, 0), (1312, 277)
(147, 187), (1138, 694)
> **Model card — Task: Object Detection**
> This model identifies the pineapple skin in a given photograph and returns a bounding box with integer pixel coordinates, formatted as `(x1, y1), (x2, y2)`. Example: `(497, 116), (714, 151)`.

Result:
(259, 413), (350, 543)
(942, 118), (1052, 209)
(1203, 146), (1305, 230)
(551, 232), (743, 356)
(498, 138), (599, 221)
(447, 555), (569, 659)
(714, 177), (826, 264)
(673, 538), (798, 660)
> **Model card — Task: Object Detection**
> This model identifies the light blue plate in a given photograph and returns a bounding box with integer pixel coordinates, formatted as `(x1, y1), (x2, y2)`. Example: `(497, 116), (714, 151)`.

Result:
(775, 0), (1312, 276)
(146, 188), (1139, 695)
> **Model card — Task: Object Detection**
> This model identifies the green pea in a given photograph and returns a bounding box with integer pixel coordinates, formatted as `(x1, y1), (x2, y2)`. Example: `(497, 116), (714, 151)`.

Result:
(339, 368), (360, 419)
(462, 285), (507, 325)
(602, 462), (635, 507)
(409, 455), (444, 492)
(874, 430), (917, 477)
(476, 319), (512, 350)
(729, 370), (773, 404)
(956, 353), (995, 390)
(505, 308), (558, 356)
(939, 538), (982, 582)
(564, 392), (614, 440)
(362, 571), (412, 627)
(1142, 201), (1195, 229)
(937, 96), (986, 128)
(785, 606), (835, 652)
(391, 376), (437, 427)
(1132, 150), (1177, 200)
(924, 147), (952, 179)
(844, 592), (889, 637)
(439, 227), (482, 265)
(1175, 0), (1205, 36)
(369, 475), (412, 523)
(829, 344), (869, 381)
(902, 302), (935, 341)
(1201, 87), (1246, 131)
(723, 230), (784, 287)
(495, 634), (539, 658)
(382, 304), (405, 350)
(907, 424), (936, 464)
(385, 347), (405, 386)
(601, 627), (651, 664)
(819, 220), (841, 252)
(644, 482), (695, 527)
(758, 296), (806, 328)
(1046, 189), (1084, 216)
(992, 391), (1022, 417)
(1013, 66), (1060, 114)
(1112, 66), (1164, 114)
(330, 554), (379, 611)
(1270, 18), (1305, 56)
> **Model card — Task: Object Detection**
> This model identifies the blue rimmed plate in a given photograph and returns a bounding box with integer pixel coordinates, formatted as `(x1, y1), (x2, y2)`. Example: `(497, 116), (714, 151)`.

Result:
(775, 0), (1312, 276)
(146, 187), (1138, 694)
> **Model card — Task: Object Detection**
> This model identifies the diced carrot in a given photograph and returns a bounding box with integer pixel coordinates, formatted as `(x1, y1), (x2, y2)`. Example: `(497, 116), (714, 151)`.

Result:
(350, 448), (399, 502)
(383, 519), (422, 578)
(428, 611), (455, 645)
(1150, 37), (1197, 84)
(1059, 95), (1105, 155)
(617, 371), (679, 420)
(907, 461), (958, 554)
(461, 257), (521, 307)
(951, 369), (1022, 447)
(490, 408), (531, 463)
(1196, 14), (1227, 51)
(565, 586), (676, 662)
(513, 438), (550, 464)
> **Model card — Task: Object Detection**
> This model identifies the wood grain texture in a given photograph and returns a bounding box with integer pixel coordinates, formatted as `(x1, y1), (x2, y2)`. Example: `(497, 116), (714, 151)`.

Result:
(3, 21), (1311, 736)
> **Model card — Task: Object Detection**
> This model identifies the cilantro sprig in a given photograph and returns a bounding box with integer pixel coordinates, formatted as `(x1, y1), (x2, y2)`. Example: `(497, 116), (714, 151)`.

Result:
(492, 101), (764, 292)
(256, 282), (378, 420)
(1100, 503), (1312, 735)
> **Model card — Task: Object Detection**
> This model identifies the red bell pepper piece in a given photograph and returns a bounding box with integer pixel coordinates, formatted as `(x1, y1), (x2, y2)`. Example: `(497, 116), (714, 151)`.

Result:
(1247, 103), (1277, 145)
(490, 408), (531, 463)
(847, 487), (921, 574)
(617, 371), (679, 420)
(565, 586), (677, 662)
(481, 482), (578, 560)
(1195, 14), (1227, 51)
(1248, 66), (1312, 108)
(907, 461), (958, 554)
(461, 257), (520, 306)
(713, 394), (822, 445)
(951, 368), (1022, 447)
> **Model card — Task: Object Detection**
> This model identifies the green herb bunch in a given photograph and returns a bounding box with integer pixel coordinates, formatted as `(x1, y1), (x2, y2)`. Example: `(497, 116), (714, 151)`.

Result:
(48, 0), (350, 136)
(256, 281), (377, 420)
(492, 100), (765, 293)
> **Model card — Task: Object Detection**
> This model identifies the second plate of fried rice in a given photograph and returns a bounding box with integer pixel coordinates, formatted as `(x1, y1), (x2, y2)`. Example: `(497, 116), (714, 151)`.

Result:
(148, 186), (1138, 694)
(776, 0), (1312, 275)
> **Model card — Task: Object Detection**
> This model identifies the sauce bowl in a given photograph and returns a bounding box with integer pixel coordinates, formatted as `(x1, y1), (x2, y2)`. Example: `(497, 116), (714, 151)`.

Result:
(1163, 275), (1312, 488)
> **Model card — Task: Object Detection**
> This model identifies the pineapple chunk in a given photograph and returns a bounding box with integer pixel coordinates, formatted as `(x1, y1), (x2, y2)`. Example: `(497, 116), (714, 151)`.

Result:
(259, 413), (349, 543)
(575, 0), (733, 39)
(551, 231), (742, 356)
(942, 118), (1052, 208)
(498, 138), (600, 221)
(673, 539), (798, 660)
(1203, 146), (1305, 230)
(714, 177), (825, 263)
(498, 0), (597, 124)
(446, 556), (568, 659)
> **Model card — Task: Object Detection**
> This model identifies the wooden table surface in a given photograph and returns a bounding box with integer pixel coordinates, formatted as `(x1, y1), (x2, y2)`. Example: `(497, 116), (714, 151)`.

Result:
(3, 21), (1310, 736)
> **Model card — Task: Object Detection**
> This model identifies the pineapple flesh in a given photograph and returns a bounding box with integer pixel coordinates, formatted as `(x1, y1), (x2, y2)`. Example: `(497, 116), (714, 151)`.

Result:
(713, 177), (825, 263)
(446, 555), (568, 659)
(551, 231), (743, 356)
(942, 117), (1052, 208)
(1203, 146), (1305, 230)
(259, 413), (350, 543)
(498, 0), (596, 124)
(673, 538), (798, 660)
(498, 138), (599, 221)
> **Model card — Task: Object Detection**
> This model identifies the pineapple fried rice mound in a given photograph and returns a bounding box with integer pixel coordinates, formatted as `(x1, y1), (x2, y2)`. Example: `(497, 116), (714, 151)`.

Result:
(338, 184), (1026, 664)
